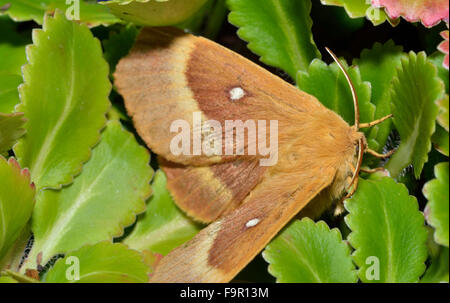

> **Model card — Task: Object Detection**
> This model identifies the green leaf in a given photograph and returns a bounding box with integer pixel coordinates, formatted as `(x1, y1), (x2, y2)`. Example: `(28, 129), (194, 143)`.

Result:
(0, 17), (27, 114)
(0, 47), (26, 73)
(44, 242), (149, 283)
(0, 276), (18, 283)
(0, 74), (22, 114)
(0, 17), (29, 113)
(345, 177), (428, 282)
(0, 224), (31, 271)
(0, 0), (120, 26)
(103, 0), (209, 26)
(0, 269), (39, 283)
(227, 0), (320, 79)
(103, 24), (139, 74)
(421, 246), (449, 283)
(176, 0), (215, 34)
(14, 11), (111, 190)
(423, 162), (449, 247)
(21, 120), (152, 270)
(0, 48), (26, 77)
(386, 52), (444, 179)
(0, 113), (26, 154)
(297, 59), (376, 148)
(262, 218), (357, 283)
(0, 16), (30, 75)
(140, 249), (163, 276)
(202, 0), (228, 39)
(354, 41), (406, 151)
(432, 124), (449, 156)
(123, 170), (201, 256)
(436, 94), (449, 131)
(0, 157), (35, 261)
(320, 0), (391, 26)
(429, 52), (449, 93)
(107, 98), (130, 122)
(430, 56), (449, 156)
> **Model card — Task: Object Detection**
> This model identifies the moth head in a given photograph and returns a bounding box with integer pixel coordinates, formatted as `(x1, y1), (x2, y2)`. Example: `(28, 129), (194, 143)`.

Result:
(326, 48), (366, 199)
(327, 48), (395, 201)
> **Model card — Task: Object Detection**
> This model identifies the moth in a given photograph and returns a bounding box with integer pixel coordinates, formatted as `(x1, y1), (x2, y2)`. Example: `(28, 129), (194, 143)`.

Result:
(114, 27), (392, 283)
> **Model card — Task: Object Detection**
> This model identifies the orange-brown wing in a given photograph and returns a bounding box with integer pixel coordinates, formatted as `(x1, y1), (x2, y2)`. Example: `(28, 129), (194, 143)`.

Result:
(160, 158), (267, 223)
(114, 27), (354, 230)
(149, 166), (337, 283)
(114, 27), (329, 166)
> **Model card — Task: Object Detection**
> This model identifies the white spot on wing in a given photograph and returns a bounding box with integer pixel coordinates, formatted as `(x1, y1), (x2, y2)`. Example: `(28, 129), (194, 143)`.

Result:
(245, 218), (260, 228)
(229, 87), (245, 101)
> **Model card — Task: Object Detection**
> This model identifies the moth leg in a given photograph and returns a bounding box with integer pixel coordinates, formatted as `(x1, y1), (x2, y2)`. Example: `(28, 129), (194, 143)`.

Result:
(344, 175), (359, 200)
(339, 168), (357, 203)
(334, 177), (350, 215)
(359, 114), (393, 128)
(343, 161), (359, 200)
(335, 174), (358, 215)
(365, 148), (396, 159)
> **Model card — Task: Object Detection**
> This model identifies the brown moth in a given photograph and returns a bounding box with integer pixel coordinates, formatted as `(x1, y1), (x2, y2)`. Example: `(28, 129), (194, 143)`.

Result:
(114, 27), (392, 283)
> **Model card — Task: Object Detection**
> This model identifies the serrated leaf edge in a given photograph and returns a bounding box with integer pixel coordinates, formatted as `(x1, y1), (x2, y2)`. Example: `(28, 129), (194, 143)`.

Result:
(13, 11), (111, 191)
(389, 51), (444, 178)
(423, 162), (449, 247)
(227, 0), (321, 78)
(345, 178), (428, 282)
(263, 218), (356, 283)
(44, 241), (149, 283)
(32, 120), (153, 265)
(1, 0), (120, 26)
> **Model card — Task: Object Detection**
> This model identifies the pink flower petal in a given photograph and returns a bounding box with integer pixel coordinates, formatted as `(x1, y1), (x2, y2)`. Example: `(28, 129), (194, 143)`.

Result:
(438, 30), (449, 70)
(441, 30), (449, 40)
(438, 40), (449, 54)
(372, 0), (449, 27)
